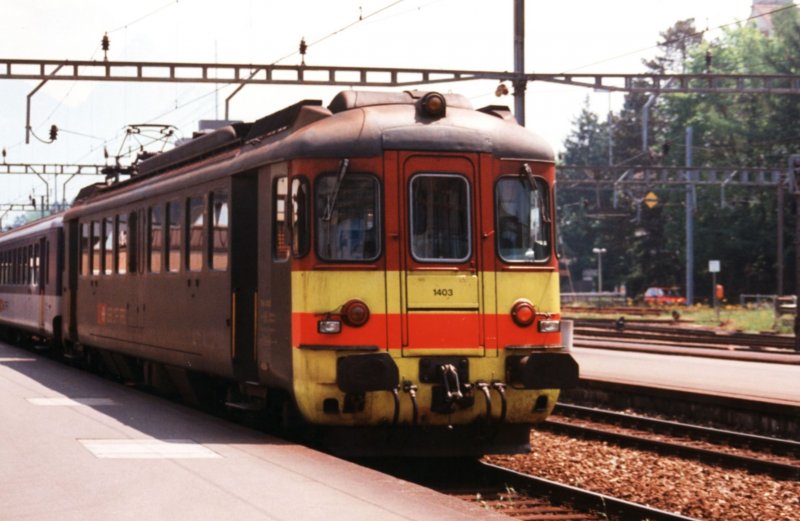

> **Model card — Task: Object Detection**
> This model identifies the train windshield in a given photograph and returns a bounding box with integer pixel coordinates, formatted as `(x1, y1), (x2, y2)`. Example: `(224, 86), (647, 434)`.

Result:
(315, 173), (380, 261)
(495, 175), (551, 262)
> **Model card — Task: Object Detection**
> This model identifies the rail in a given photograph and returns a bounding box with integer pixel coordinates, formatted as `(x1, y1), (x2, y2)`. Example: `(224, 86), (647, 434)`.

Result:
(546, 403), (800, 480)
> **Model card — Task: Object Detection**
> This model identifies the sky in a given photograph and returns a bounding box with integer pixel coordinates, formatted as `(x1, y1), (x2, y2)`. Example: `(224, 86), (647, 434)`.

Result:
(0, 0), (775, 219)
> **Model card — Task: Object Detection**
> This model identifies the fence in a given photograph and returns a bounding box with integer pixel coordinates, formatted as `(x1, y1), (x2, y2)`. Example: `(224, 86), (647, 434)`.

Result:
(561, 292), (627, 307)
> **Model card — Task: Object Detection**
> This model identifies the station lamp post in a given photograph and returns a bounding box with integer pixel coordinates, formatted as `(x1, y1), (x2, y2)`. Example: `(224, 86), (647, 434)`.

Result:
(592, 247), (607, 293)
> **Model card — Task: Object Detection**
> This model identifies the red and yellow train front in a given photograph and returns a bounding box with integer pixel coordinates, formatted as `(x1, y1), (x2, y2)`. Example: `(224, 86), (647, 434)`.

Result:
(288, 152), (578, 441)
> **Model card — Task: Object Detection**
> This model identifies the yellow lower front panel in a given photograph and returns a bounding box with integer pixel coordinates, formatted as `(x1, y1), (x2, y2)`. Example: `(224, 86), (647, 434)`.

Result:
(291, 349), (560, 427)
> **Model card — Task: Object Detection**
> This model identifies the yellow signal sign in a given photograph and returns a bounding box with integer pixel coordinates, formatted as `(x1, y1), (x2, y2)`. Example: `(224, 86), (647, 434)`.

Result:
(644, 191), (658, 208)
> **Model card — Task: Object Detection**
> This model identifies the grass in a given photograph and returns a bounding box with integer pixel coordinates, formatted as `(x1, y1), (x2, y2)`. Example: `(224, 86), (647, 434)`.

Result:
(565, 304), (795, 335)
(681, 305), (792, 334)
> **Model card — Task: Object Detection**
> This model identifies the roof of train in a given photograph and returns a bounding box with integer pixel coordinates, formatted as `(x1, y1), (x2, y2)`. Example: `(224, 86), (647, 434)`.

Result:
(0, 212), (64, 244)
(64, 90), (554, 217)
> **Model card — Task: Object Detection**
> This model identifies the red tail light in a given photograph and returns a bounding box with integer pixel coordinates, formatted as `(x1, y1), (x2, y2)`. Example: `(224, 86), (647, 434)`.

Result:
(511, 299), (535, 327)
(342, 299), (370, 327)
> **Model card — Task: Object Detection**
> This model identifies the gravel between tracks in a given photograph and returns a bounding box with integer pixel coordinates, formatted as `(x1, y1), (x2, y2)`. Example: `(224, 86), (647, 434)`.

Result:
(484, 430), (800, 521)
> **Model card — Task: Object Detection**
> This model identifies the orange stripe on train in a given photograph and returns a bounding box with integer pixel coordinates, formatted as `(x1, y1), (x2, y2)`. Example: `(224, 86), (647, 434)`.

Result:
(291, 312), (560, 349)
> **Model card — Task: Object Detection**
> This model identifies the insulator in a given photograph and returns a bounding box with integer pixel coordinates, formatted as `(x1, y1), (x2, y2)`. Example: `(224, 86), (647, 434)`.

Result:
(102, 32), (110, 52)
(299, 37), (307, 56)
(49, 125), (58, 141)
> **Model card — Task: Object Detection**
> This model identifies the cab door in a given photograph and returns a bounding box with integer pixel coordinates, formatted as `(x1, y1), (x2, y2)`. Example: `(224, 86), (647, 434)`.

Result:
(399, 154), (485, 356)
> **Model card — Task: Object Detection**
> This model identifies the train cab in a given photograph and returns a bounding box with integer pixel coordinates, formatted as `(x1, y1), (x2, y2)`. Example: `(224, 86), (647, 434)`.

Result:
(270, 91), (579, 454)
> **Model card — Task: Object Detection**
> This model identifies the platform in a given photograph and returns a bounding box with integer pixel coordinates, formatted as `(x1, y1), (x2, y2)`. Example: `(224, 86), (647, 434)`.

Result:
(0, 341), (511, 521)
(572, 346), (800, 406)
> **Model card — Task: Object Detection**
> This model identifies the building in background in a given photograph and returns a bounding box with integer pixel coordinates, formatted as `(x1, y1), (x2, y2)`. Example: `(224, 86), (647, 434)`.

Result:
(750, 0), (795, 36)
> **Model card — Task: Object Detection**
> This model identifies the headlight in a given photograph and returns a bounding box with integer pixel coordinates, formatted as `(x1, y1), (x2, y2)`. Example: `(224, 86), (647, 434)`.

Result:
(537, 319), (561, 333)
(318, 319), (342, 334)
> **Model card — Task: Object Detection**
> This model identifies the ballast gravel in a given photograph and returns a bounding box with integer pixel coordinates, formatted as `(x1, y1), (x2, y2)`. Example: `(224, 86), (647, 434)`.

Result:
(484, 429), (800, 521)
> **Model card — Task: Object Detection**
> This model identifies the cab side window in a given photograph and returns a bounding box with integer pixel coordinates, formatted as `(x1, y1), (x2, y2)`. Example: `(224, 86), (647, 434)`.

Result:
(289, 178), (309, 257)
(273, 177), (289, 261)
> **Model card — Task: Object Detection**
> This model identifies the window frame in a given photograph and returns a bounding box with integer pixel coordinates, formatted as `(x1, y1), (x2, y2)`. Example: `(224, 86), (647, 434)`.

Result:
(186, 195), (205, 272)
(148, 204), (164, 274)
(289, 176), (310, 258)
(314, 172), (382, 263)
(493, 174), (553, 265)
(408, 172), (472, 264)
(209, 189), (229, 272)
(91, 220), (102, 276)
(272, 176), (290, 262)
(166, 200), (182, 273)
(103, 217), (114, 275)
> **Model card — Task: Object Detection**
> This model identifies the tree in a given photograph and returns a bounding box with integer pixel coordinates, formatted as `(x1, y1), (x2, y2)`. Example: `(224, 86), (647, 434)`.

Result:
(558, 13), (800, 300)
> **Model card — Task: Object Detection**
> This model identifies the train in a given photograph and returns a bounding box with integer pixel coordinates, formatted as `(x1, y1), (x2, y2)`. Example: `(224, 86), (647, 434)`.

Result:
(0, 90), (578, 456)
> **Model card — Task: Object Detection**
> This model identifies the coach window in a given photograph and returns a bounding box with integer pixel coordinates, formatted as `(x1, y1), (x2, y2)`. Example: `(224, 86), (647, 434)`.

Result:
(117, 214), (128, 274)
(103, 217), (114, 275)
(495, 175), (551, 263)
(45, 240), (50, 285)
(32, 244), (39, 286)
(210, 190), (229, 271)
(409, 173), (471, 262)
(24, 245), (30, 285)
(149, 205), (163, 273)
(30, 245), (36, 285)
(289, 177), (309, 257)
(273, 177), (289, 261)
(187, 196), (204, 271)
(91, 221), (102, 276)
(316, 173), (380, 261)
(79, 222), (89, 276)
(25, 246), (30, 284)
(166, 201), (181, 273)
(17, 248), (23, 284)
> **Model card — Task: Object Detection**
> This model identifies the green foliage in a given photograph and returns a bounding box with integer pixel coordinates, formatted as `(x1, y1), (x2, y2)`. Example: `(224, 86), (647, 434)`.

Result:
(559, 10), (800, 300)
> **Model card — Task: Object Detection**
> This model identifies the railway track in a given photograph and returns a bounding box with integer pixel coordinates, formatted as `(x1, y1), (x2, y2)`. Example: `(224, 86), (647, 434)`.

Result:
(543, 403), (800, 480)
(570, 318), (797, 352)
(362, 458), (697, 521)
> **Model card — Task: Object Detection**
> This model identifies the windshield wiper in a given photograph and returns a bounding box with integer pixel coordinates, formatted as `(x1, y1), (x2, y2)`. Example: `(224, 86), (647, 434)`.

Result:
(520, 163), (536, 190)
(322, 158), (350, 222)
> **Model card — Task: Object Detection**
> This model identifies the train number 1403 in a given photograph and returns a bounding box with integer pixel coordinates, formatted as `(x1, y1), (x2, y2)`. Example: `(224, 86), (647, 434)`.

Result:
(433, 288), (454, 297)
